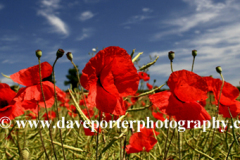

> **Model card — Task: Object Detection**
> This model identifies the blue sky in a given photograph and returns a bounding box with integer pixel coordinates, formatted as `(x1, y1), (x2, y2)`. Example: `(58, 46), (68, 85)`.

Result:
(1, 0), (240, 90)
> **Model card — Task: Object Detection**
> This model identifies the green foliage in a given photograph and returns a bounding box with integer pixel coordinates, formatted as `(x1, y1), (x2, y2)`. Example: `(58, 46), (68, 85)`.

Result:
(64, 66), (82, 90)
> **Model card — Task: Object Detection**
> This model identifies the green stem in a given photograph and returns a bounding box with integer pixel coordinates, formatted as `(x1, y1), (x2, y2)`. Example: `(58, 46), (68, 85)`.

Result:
(165, 128), (176, 160)
(37, 102), (49, 160)
(96, 111), (101, 160)
(170, 61), (173, 73)
(38, 58), (58, 160)
(163, 118), (171, 160)
(52, 58), (67, 160)
(209, 73), (224, 156)
(178, 130), (182, 160)
(191, 57), (195, 72)
(70, 60), (91, 120)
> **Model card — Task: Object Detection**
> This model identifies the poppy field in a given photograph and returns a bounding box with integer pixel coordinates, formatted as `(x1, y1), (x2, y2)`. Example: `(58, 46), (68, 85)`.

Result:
(1, 46), (240, 160)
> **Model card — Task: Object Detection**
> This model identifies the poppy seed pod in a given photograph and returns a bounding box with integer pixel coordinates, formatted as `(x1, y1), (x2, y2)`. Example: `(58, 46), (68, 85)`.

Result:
(192, 50), (197, 57)
(66, 52), (73, 61)
(168, 51), (175, 61)
(56, 48), (65, 58)
(35, 50), (42, 58)
(22, 148), (30, 160)
(216, 66), (222, 74)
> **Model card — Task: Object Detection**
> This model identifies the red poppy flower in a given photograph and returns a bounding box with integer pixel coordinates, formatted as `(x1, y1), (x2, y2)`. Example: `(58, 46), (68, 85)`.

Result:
(0, 83), (24, 120)
(203, 76), (214, 92)
(83, 123), (101, 136)
(130, 93), (139, 105)
(152, 112), (166, 121)
(167, 70), (208, 102)
(141, 101), (146, 106)
(146, 83), (153, 90)
(103, 112), (119, 122)
(60, 98), (70, 108)
(82, 108), (95, 119)
(10, 62), (65, 114)
(138, 72), (150, 81)
(219, 100), (240, 118)
(212, 78), (239, 106)
(80, 46), (139, 116)
(67, 105), (78, 117)
(218, 126), (228, 133)
(26, 112), (37, 120)
(149, 70), (211, 129)
(125, 126), (159, 154)
(203, 76), (240, 117)
(43, 111), (56, 120)
(149, 91), (171, 114)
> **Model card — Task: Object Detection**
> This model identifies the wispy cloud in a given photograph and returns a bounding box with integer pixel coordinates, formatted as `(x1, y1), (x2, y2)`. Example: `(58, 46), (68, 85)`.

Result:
(149, 20), (240, 86)
(1, 59), (20, 64)
(152, 0), (240, 40)
(0, 76), (15, 86)
(0, 35), (19, 41)
(76, 28), (95, 41)
(123, 8), (154, 25)
(142, 8), (153, 13)
(79, 11), (95, 21)
(0, 4), (4, 10)
(37, 0), (69, 36)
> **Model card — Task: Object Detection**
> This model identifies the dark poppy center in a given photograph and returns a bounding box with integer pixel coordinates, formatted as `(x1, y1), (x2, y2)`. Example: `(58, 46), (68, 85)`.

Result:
(97, 78), (103, 87)
(0, 100), (9, 109)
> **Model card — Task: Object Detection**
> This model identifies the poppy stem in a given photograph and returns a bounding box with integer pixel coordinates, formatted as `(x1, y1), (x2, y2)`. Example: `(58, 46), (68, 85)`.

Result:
(163, 117), (171, 160)
(209, 73), (224, 156)
(165, 128), (176, 159)
(37, 102), (49, 160)
(52, 57), (67, 160)
(95, 111), (101, 160)
(170, 60), (174, 73)
(16, 128), (22, 159)
(38, 58), (58, 160)
(152, 128), (161, 156)
(226, 135), (240, 159)
(70, 60), (92, 120)
(224, 118), (229, 150)
(191, 57), (195, 72)
(178, 130), (182, 160)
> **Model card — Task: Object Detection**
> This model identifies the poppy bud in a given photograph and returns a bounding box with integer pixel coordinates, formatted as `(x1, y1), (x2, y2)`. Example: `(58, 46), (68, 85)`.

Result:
(66, 52), (73, 61)
(35, 50), (42, 58)
(216, 66), (222, 74)
(192, 50), (197, 57)
(168, 51), (175, 61)
(56, 48), (65, 58)
(22, 148), (30, 160)
(154, 79), (156, 83)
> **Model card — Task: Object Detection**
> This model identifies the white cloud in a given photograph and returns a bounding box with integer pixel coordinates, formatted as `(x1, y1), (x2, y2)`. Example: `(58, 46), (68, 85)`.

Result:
(0, 4), (4, 10)
(152, 0), (240, 40)
(123, 15), (152, 25)
(149, 23), (240, 86)
(123, 7), (154, 25)
(0, 77), (15, 86)
(76, 28), (95, 41)
(142, 8), (153, 13)
(41, 0), (60, 8)
(37, 0), (69, 36)
(39, 11), (68, 35)
(0, 35), (19, 41)
(148, 0), (240, 86)
(79, 11), (95, 21)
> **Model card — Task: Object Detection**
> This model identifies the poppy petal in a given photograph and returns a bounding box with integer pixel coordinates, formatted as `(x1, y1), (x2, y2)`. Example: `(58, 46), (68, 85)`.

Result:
(167, 70), (208, 102)
(10, 62), (52, 86)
